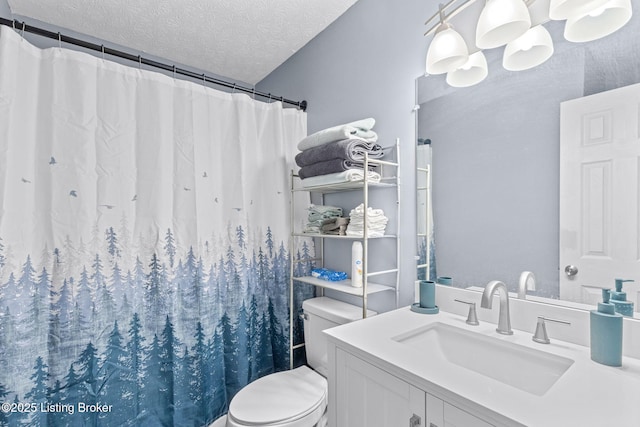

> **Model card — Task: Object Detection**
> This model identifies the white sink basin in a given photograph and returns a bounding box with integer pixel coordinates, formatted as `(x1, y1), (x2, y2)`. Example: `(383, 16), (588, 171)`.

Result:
(393, 322), (574, 396)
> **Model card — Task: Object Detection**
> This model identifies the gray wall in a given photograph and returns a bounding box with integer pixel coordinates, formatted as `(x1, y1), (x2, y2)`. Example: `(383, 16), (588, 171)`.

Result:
(258, 0), (432, 309)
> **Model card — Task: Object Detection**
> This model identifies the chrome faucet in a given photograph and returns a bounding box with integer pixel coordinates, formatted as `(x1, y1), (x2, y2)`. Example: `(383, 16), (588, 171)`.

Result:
(480, 280), (513, 335)
(517, 271), (536, 299)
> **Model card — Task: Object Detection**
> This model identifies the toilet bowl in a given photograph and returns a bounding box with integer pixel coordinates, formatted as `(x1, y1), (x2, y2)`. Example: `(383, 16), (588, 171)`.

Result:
(218, 297), (374, 427)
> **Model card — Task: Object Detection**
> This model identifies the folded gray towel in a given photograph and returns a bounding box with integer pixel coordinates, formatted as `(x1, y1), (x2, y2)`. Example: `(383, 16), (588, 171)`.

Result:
(295, 139), (384, 168)
(321, 217), (350, 231)
(321, 217), (350, 235)
(298, 159), (379, 180)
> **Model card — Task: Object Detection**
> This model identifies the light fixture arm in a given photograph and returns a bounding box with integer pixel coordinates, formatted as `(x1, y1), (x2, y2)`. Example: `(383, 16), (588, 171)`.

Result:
(439, 4), (445, 22)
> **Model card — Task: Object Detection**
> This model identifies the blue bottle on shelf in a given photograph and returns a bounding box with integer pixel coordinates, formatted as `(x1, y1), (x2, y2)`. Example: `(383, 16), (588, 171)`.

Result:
(610, 278), (635, 317)
(590, 289), (623, 367)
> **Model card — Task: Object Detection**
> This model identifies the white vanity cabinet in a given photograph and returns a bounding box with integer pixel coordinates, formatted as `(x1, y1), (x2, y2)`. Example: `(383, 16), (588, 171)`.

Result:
(332, 347), (493, 427)
(326, 306), (640, 426)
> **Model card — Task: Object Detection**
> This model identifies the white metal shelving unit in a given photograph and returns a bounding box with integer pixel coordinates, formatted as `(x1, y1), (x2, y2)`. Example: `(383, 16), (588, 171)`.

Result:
(288, 138), (401, 367)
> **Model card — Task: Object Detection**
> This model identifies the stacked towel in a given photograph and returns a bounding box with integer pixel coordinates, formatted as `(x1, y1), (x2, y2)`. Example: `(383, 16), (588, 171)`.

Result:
(298, 159), (378, 180)
(295, 139), (384, 167)
(300, 170), (382, 189)
(297, 118), (378, 151)
(303, 204), (343, 234)
(346, 203), (389, 238)
(296, 118), (383, 180)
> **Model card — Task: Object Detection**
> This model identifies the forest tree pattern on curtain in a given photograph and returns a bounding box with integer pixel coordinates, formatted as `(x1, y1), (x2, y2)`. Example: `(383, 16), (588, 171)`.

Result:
(0, 227), (314, 426)
(0, 25), (312, 426)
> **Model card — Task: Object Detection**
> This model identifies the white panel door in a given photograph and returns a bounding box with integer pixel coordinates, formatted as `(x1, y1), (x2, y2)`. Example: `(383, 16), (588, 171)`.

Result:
(559, 83), (640, 308)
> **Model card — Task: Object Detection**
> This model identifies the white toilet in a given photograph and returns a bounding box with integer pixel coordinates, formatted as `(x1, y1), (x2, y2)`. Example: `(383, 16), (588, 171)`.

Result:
(212, 296), (374, 427)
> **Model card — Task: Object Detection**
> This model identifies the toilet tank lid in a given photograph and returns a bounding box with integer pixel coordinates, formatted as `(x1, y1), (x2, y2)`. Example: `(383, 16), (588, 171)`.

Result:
(302, 297), (376, 324)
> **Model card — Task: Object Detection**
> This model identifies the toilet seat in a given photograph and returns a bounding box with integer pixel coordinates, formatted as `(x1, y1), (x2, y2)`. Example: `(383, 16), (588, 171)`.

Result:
(227, 366), (327, 427)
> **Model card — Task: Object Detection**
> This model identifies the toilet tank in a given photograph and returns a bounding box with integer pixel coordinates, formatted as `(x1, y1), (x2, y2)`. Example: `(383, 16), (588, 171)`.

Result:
(302, 297), (376, 377)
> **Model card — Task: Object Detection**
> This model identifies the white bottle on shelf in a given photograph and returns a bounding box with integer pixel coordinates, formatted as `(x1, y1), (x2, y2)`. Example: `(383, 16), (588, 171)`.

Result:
(351, 241), (363, 288)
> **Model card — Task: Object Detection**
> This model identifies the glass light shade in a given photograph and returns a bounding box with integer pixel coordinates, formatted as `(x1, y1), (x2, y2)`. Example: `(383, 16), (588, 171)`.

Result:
(476, 0), (532, 49)
(549, 0), (609, 20)
(446, 52), (488, 87)
(426, 23), (469, 75)
(503, 25), (554, 71)
(564, 0), (633, 42)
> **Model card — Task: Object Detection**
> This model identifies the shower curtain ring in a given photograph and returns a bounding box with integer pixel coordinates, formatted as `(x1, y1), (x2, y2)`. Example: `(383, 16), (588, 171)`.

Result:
(231, 83), (236, 94)
(202, 73), (206, 86)
(252, 88), (255, 99)
(101, 45), (105, 60)
(21, 22), (25, 40)
(58, 32), (62, 48)
(173, 65), (176, 79)
(268, 93), (272, 102)
(138, 55), (142, 69)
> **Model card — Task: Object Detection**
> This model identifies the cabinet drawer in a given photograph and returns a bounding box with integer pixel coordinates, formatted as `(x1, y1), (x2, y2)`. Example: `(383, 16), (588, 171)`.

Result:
(427, 394), (493, 427)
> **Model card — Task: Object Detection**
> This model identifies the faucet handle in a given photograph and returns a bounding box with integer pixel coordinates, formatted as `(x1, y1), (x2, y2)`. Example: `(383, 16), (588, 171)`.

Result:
(454, 299), (479, 326)
(532, 316), (571, 344)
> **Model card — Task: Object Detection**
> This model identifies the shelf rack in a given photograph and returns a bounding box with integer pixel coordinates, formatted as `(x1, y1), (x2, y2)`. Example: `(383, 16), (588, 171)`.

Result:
(288, 138), (401, 367)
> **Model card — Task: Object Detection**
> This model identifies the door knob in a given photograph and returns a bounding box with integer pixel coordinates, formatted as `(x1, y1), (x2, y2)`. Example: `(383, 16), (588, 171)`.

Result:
(564, 265), (578, 277)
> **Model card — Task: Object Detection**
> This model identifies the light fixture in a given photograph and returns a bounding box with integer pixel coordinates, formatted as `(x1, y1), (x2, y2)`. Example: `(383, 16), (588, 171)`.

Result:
(503, 25), (554, 71)
(426, 9), (469, 75)
(446, 51), (489, 87)
(476, 0), (532, 49)
(564, 0), (633, 42)
(423, 0), (632, 88)
(549, 0), (609, 20)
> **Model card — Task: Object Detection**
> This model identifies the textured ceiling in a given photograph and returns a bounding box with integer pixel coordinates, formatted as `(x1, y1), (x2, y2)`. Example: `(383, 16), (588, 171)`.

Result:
(7, 0), (360, 85)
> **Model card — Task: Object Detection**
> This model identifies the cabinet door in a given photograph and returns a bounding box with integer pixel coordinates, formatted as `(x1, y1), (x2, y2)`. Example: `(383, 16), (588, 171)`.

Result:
(335, 349), (425, 427)
(427, 395), (493, 427)
(426, 393), (444, 427)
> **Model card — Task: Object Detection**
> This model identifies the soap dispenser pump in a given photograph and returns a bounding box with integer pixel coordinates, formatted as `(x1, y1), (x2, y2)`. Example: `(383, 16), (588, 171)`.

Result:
(590, 289), (623, 367)
(610, 278), (635, 317)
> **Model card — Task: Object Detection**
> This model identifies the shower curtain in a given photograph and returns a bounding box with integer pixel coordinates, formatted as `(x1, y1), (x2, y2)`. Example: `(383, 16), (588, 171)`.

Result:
(0, 26), (312, 426)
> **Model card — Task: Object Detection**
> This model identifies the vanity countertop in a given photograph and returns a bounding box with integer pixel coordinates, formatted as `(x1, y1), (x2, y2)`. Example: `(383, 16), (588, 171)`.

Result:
(324, 306), (640, 427)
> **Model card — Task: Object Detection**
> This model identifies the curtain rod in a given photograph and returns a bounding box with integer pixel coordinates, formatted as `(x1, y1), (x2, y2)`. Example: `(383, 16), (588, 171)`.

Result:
(0, 17), (307, 112)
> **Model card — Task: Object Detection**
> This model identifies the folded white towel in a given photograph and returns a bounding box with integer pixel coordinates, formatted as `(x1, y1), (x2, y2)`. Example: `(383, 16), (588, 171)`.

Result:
(300, 170), (381, 189)
(348, 219), (388, 228)
(297, 118), (377, 151)
(349, 203), (386, 218)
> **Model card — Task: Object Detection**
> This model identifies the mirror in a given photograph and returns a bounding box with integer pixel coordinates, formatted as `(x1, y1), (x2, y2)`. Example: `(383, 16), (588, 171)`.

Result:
(416, 15), (640, 315)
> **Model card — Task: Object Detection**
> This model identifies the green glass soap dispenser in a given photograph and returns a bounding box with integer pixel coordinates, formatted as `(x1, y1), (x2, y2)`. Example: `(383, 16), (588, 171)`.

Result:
(590, 289), (623, 367)
(610, 278), (635, 317)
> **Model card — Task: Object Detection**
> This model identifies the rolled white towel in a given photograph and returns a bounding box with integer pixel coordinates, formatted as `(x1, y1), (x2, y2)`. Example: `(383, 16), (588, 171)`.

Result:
(348, 203), (386, 219)
(297, 118), (377, 151)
